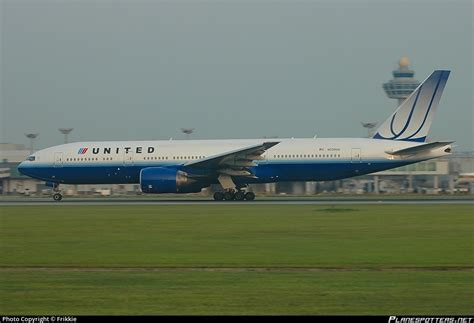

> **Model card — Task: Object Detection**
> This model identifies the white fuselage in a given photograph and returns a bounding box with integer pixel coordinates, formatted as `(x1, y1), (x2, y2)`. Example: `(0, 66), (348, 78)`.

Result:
(18, 137), (451, 186)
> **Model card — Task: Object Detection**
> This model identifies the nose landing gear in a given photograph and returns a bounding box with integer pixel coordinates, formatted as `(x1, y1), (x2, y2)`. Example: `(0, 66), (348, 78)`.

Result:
(51, 183), (63, 201)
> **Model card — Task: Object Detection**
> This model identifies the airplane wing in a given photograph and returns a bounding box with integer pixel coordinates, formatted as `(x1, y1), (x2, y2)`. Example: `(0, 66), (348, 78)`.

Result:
(386, 141), (453, 156)
(184, 141), (280, 177)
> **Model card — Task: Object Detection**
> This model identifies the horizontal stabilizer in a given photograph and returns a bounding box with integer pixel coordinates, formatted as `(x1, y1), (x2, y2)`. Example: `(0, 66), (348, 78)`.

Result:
(386, 141), (453, 156)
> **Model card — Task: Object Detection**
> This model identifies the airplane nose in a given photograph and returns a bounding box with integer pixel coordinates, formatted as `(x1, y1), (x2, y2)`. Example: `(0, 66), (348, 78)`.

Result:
(17, 161), (27, 175)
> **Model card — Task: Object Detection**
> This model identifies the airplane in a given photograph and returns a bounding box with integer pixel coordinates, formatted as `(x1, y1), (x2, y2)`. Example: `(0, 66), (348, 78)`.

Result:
(18, 70), (453, 201)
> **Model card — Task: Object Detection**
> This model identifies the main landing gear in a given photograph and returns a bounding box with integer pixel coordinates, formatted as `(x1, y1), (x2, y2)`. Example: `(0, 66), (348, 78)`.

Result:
(214, 174), (255, 201)
(213, 190), (255, 202)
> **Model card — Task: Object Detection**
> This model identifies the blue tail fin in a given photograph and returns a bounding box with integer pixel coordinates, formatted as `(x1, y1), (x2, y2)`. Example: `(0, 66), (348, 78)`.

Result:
(373, 70), (450, 142)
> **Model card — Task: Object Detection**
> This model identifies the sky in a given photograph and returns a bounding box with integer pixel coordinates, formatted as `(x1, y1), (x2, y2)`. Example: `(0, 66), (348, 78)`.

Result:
(1, 0), (472, 151)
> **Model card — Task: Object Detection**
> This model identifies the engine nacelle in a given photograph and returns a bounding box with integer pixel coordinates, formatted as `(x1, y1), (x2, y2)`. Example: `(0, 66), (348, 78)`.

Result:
(140, 167), (205, 193)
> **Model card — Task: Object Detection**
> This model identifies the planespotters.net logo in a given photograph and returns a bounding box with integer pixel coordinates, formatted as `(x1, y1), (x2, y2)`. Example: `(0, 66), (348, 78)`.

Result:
(389, 317), (473, 323)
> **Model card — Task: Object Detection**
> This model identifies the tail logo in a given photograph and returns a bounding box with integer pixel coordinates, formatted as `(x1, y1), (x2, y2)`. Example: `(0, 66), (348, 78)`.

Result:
(373, 70), (450, 142)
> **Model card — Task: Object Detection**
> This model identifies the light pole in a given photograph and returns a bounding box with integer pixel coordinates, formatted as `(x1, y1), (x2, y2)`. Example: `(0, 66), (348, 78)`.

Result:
(59, 128), (74, 144)
(181, 128), (195, 140)
(361, 122), (377, 138)
(25, 133), (39, 154)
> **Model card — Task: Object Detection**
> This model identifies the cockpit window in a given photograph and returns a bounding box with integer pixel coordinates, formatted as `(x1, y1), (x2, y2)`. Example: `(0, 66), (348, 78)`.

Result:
(26, 156), (36, 161)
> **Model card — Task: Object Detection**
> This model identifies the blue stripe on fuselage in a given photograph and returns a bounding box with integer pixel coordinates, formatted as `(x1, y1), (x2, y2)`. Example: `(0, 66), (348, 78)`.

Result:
(18, 160), (414, 185)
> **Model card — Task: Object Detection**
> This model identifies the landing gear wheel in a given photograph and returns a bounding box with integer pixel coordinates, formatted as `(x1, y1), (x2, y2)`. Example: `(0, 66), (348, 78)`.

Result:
(213, 192), (224, 201)
(234, 191), (245, 201)
(244, 191), (255, 201)
(53, 193), (63, 201)
(223, 191), (235, 201)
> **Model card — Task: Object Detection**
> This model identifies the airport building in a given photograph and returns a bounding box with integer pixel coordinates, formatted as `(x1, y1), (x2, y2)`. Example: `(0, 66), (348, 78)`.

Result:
(0, 143), (39, 195)
(383, 57), (420, 105)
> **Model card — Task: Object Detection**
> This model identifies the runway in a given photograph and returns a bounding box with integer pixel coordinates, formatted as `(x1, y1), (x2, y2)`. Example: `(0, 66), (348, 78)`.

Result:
(1, 197), (473, 206)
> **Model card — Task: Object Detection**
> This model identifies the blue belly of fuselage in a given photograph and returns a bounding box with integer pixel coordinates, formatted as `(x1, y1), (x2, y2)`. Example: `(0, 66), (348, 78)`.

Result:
(19, 160), (413, 185)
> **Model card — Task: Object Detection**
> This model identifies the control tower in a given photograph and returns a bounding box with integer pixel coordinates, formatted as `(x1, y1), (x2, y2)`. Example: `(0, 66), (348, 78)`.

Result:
(383, 57), (420, 105)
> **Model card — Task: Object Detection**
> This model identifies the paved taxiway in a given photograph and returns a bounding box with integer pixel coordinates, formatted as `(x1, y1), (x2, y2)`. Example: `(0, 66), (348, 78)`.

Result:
(1, 198), (473, 206)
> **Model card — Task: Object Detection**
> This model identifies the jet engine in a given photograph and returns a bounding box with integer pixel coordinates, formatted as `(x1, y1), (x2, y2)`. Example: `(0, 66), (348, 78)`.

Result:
(140, 167), (206, 193)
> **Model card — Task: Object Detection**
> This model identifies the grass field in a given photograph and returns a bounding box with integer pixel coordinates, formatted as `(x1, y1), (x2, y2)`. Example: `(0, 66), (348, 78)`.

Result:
(0, 204), (473, 314)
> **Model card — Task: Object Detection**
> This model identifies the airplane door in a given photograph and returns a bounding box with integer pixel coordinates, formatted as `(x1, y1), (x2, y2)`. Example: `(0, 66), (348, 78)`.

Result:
(123, 151), (134, 166)
(351, 148), (361, 163)
(54, 152), (63, 168)
(261, 152), (268, 165)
